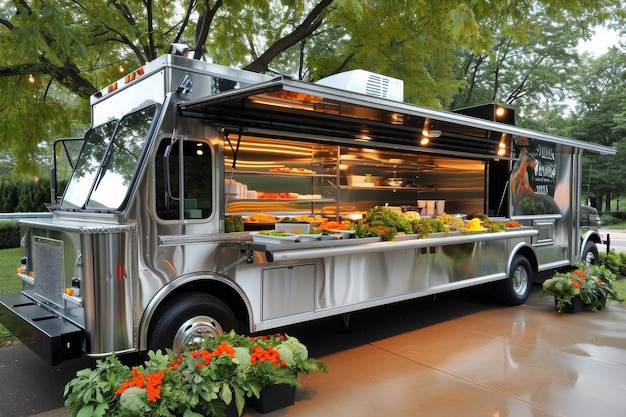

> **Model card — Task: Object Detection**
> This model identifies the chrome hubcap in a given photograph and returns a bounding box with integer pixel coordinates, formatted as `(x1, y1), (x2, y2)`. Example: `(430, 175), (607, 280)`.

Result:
(172, 315), (223, 354)
(512, 265), (529, 296)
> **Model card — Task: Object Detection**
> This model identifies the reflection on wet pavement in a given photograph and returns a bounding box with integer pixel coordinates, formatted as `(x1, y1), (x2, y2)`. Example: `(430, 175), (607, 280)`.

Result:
(260, 286), (626, 417)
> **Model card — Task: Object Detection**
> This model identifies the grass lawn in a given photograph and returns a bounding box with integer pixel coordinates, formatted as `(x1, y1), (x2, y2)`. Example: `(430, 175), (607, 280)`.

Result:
(0, 248), (22, 348)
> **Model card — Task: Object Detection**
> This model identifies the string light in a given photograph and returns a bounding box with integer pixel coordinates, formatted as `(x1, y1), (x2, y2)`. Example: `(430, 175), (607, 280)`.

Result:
(28, 74), (35, 83)
(118, 65), (125, 73)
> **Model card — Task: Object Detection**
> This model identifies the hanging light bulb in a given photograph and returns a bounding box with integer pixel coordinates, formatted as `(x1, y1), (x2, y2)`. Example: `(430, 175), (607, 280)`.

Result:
(118, 65), (125, 73)
(28, 74), (35, 83)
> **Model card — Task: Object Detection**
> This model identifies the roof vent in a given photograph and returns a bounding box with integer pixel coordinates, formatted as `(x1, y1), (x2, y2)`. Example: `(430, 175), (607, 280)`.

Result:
(317, 70), (403, 101)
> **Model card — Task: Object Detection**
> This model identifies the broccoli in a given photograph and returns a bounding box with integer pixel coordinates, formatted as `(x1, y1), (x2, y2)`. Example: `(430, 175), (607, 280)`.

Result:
(119, 387), (147, 417)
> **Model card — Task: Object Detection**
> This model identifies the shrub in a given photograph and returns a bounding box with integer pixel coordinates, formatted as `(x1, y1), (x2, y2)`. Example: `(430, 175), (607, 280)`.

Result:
(600, 213), (620, 226)
(0, 177), (51, 213)
(0, 221), (20, 249)
(600, 250), (626, 278)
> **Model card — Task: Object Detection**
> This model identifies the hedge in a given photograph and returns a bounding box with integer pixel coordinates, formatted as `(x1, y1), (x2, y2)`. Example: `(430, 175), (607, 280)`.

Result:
(0, 221), (20, 249)
(0, 177), (52, 213)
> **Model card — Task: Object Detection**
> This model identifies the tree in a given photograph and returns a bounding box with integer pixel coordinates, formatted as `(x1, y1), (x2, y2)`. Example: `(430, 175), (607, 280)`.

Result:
(0, 0), (623, 177)
(568, 48), (626, 210)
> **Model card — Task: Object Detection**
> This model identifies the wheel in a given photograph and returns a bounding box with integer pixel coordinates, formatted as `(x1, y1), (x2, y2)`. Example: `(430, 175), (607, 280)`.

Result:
(149, 293), (238, 354)
(582, 241), (599, 264)
(495, 255), (533, 305)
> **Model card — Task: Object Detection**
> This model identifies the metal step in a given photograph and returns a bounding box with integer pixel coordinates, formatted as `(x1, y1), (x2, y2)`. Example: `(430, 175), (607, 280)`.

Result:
(0, 293), (82, 365)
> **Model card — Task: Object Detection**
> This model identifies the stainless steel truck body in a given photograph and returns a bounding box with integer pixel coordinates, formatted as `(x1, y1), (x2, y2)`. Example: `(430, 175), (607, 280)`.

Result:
(0, 54), (615, 364)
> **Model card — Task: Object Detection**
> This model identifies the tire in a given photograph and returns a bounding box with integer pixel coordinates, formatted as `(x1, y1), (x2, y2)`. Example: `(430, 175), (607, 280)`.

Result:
(495, 255), (533, 306)
(148, 293), (238, 354)
(582, 241), (599, 264)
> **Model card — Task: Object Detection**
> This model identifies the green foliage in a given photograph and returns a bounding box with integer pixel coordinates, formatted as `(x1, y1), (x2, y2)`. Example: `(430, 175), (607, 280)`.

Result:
(599, 249), (626, 278)
(0, 221), (20, 249)
(543, 262), (623, 313)
(1, 0), (624, 179)
(600, 213), (621, 226)
(65, 333), (326, 417)
(0, 177), (51, 212)
(0, 247), (22, 348)
(64, 354), (130, 417)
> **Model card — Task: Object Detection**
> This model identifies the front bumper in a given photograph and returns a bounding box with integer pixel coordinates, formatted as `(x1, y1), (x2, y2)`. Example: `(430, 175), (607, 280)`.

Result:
(0, 293), (82, 365)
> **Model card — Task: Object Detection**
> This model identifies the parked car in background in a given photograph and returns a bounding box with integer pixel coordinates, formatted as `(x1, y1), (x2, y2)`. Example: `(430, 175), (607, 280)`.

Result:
(581, 205), (601, 229)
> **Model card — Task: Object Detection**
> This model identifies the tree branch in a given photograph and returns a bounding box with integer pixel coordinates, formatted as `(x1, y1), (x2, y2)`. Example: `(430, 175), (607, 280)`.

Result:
(244, 0), (334, 73)
(194, 0), (223, 60)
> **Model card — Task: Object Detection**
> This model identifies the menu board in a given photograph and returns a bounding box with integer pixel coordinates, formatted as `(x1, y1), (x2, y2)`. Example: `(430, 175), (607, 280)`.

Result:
(511, 138), (559, 215)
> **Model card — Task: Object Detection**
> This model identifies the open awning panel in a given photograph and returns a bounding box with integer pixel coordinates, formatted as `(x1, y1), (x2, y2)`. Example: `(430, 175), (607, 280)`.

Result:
(178, 78), (615, 158)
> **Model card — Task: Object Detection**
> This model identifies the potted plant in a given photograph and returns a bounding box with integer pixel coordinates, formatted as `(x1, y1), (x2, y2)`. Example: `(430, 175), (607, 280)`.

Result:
(542, 262), (622, 313)
(203, 332), (327, 413)
(64, 333), (326, 417)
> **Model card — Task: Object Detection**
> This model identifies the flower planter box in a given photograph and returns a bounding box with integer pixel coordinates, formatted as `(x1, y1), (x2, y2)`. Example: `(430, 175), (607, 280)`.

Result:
(248, 383), (296, 413)
(557, 295), (584, 314)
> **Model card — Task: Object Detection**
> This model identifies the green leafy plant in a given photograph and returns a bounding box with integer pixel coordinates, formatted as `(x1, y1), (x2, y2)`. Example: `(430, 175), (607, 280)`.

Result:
(543, 262), (623, 313)
(203, 332), (327, 398)
(64, 333), (327, 417)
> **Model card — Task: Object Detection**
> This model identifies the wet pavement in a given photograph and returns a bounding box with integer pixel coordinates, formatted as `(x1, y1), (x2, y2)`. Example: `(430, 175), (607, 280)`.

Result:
(3, 284), (626, 417)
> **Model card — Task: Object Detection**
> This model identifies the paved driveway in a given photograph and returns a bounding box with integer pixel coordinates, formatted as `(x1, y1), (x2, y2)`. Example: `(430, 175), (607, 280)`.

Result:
(3, 284), (626, 417)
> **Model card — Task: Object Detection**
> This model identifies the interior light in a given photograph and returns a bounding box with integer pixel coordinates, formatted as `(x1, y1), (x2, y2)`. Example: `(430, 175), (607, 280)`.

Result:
(497, 133), (507, 156)
(420, 136), (430, 145)
(390, 113), (404, 124)
(422, 118), (430, 136)
(422, 118), (441, 138)
(495, 106), (506, 117)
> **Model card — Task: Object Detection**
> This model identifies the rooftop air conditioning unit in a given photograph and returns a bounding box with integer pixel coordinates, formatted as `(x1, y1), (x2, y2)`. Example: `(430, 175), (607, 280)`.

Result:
(316, 69), (404, 101)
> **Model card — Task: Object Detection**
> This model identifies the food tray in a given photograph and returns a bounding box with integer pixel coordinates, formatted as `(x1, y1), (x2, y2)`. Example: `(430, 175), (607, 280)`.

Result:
(296, 233), (322, 242)
(327, 229), (355, 239)
(249, 231), (299, 244)
(244, 222), (275, 231)
(275, 222), (311, 234)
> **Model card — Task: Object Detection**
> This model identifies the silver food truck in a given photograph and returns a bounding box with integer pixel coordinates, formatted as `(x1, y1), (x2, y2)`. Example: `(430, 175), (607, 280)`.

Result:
(0, 53), (615, 364)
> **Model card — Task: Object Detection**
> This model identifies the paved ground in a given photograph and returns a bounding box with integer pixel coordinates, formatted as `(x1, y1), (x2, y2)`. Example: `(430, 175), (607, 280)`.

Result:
(3, 283), (626, 417)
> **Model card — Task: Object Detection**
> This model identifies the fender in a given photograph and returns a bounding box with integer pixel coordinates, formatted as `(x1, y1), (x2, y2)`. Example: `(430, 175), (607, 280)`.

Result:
(581, 229), (607, 250)
(507, 241), (538, 275)
(138, 272), (253, 351)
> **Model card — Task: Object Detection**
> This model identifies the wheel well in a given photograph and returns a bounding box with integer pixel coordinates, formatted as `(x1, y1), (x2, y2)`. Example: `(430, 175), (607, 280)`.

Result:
(511, 245), (538, 279)
(144, 278), (251, 349)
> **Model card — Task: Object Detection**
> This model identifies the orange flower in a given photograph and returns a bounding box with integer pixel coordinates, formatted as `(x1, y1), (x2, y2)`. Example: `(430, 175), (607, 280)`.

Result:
(213, 341), (235, 358)
(250, 345), (285, 367)
(572, 280), (580, 289)
(572, 269), (586, 280)
(115, 369), (164, 402)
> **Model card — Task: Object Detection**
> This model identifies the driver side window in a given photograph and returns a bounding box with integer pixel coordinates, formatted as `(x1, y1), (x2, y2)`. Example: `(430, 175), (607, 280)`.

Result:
(155, 138), (213, 220)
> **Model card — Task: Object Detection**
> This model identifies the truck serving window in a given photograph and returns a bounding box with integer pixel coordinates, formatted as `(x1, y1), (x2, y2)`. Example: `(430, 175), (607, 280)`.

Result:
(61, 105), (158, 210)
(155, 139), (213, 220)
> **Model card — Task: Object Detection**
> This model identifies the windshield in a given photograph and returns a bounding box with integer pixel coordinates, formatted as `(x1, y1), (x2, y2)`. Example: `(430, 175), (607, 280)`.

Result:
(61, 104), (158, 210)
